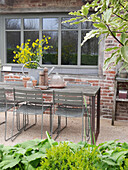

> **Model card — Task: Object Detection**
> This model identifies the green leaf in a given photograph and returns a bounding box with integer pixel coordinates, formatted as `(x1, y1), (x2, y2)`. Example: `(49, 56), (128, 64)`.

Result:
(81, 30), (99, 46)
(81, 5), (89, 16)
(26, 153), (46, 162)
(102, 158), (116, 166)
(0, 158), (20, 169)
(103, 8), (112, 23)
(121, 46), (128, 63)
(105, 47), (119, 52)
(93, 23), (106, 29)
(120, 33), (126, 44)
(111, 150), (128, 162)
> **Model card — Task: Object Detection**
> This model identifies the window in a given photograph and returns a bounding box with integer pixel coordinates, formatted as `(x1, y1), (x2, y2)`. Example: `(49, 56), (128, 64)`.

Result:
(5, 14), (98, 67)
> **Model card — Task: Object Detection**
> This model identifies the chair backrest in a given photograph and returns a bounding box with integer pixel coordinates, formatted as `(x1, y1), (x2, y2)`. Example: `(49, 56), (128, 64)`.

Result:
(14, 88), (43, 104)
(67, 81), (91, 88)
(53, 91), (83, 107)
(0, 88), (6, 104)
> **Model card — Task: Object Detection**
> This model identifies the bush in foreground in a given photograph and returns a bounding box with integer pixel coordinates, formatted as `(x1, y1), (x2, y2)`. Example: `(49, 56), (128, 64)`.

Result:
(0, 133), (128, 169)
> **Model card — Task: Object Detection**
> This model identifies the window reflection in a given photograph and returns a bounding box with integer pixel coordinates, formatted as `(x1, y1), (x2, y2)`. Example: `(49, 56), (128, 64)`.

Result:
(61, 17), (78, 29)
(24, 19), (39, 30)
(81, 21), (95, 29)
(6, 19), (21, 30)
(61, 31), (78, 65)
(6, 31), (20, 63)
(81, 31), (98, 65)
(43, 18), (58, 30)
(42, 31), (58, 64)
(24, 31), (39, 44)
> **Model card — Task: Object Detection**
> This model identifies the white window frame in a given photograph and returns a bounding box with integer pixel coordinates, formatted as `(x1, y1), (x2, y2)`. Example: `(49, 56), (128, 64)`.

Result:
(0, 13), (102, 75)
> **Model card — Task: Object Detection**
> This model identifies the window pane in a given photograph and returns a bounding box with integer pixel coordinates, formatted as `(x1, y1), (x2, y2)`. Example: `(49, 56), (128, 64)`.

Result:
(43, 18), (58, 30)
(61, 17), (78, 29)
(6, 19), (21, 30)
(81, 31), (98, 65)
(61, 31), (78, 65)
(81, 21), (95, 29)
(24, 31), (39, 44)
(42, 31), (58, 64)
(24, 19), (39, 30)
(6, 31), (20, 63)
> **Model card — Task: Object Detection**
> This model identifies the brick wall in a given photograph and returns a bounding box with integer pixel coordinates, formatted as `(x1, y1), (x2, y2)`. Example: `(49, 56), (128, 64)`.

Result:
(0, 0), (83, 12)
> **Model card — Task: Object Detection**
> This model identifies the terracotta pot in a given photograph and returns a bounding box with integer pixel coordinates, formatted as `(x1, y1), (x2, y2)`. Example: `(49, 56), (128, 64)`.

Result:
(22, 77), (30, 87)
(32, 80), (37, 87)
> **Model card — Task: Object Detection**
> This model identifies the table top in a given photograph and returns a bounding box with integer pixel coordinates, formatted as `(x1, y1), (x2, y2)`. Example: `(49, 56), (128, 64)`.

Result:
(42, 86), (100, 97)
(0, 82), (100, 97)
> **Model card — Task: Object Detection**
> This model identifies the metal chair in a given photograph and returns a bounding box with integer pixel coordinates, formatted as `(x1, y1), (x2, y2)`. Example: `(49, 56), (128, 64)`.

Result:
(66, 81), (91, 141)
(0, 87), (15, 141)
(52, 90), (85, 141)
(12, 88), (52, 140)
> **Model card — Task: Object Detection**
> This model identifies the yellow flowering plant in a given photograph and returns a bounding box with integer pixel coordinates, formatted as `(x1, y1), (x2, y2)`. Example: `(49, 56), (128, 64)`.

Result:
(13, 36), (52, 69)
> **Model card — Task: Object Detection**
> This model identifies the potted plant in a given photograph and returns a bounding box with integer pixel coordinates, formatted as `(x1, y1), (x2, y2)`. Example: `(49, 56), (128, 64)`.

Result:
(13, 36), (52, 69)
(13, 37), (52, 83)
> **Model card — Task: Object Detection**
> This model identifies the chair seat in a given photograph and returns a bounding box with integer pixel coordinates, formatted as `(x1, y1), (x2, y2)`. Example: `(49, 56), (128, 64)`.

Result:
(16, 104), (50, 115)
(0, 104), (14, 112)
(55, 107), (83, 117)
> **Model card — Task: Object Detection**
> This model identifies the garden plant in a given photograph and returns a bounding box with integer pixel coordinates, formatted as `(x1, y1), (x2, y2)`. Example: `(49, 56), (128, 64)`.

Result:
(63, 0), (128, 71)
(0, 132), (128, 169)
(13, 37), (52, 69)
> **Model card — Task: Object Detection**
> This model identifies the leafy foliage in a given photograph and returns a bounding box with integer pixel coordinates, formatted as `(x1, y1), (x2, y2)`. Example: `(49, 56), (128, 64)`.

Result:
(63, 0), (128, 71)
(0, 133), (128, 169)
(39, 142), (100, 170)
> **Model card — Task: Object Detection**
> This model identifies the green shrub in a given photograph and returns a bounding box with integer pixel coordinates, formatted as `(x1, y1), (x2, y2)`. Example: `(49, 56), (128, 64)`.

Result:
(39, 142), (101, 170)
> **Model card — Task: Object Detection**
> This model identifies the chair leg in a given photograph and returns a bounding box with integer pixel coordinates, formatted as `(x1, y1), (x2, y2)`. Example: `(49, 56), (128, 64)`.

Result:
(0, 112), (6, 125)
(65, 117), (67, 126)
(50, 107), (52, 137)
(54, 116), (67, 140)
(24, 114), (37, 131)
(11, 111), (23, 142)
(41, 113), (43, 139)
(82, 116), (84, 141)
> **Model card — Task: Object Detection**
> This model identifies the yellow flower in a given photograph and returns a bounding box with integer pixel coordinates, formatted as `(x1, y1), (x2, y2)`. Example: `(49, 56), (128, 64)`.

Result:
(13, 51), (16, 54)
(48, 37), (51, 39)
(13, 59), (15, 62)
(43, 35), (45, 38)
(16, 45), (19, 48)
(35, 39), (39, 42)
(27, 39), (31, 42)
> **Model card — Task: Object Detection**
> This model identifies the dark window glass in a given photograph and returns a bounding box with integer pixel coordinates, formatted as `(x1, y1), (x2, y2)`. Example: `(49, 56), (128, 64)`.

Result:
(6, 19), (21, 30)
(42, 31), (58, 64)
(81, 21), (95, 29)
(6, 31), (20, 63)
(24, 31), (39, 44)
(81, 31), (98, 65)
(61, 17), (78, 29)
(61, 31), (78, 65)
(24, 19), (39, 30)
(43, 18), (58, 30)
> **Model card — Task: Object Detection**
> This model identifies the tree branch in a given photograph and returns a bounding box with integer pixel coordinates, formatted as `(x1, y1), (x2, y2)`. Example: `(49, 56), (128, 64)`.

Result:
(113, 12), (128, 22)
(106, 24), (124, 46)
(119, 2), (128, 12)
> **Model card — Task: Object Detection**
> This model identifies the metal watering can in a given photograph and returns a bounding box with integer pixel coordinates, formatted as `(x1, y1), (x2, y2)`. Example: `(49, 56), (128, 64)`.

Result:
(21, 61), (55, 84)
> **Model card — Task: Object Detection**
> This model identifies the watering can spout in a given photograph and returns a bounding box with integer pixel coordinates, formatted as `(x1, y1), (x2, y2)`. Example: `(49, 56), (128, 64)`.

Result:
(48, 66), (55, 76)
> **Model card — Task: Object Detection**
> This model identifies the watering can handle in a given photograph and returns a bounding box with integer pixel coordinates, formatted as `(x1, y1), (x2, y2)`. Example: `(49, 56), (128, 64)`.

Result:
(21, 61), (55, 77)
(21, 61), (42, 77)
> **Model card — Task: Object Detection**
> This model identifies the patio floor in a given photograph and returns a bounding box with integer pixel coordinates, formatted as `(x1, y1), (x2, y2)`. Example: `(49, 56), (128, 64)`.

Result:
(0, 112), (128, 146)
